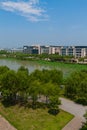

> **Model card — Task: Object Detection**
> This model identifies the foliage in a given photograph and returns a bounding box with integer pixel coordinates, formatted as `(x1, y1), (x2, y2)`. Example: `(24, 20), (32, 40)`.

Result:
(0, 50), (8, 54)
(0, 66), (9, 86)
(17, 66), (29, 75)
(65, 70), (87, 105)
(1, 70), (19, 102)
(48, 96), (60, 115)
(0, 65), (62, 112)
(28, 80), (42, 108)
(80, 111), (87, 130)
(0, 66), (9, 75)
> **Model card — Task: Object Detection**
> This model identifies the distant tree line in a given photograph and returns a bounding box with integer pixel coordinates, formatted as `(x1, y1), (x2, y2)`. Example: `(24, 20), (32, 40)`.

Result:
(0, 50), (75, 63)
(16, 53), (75, 63)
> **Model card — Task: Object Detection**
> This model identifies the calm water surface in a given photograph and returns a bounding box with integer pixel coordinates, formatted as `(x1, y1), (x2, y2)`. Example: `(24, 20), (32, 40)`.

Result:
(0, 59), (75, 77)
(0, 59), (53, 72)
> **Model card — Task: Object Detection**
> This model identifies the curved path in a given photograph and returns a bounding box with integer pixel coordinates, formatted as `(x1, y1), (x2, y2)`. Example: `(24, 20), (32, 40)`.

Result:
(59, 97), (87, 130)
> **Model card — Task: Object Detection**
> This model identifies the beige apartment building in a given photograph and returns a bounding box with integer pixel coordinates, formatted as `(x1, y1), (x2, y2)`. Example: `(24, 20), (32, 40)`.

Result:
(49, 46), (87, 58)
(23, 45), (87, 58)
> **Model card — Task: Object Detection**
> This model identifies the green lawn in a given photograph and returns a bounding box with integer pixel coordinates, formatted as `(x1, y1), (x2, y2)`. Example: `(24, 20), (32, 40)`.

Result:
(0, 103), (73, 130)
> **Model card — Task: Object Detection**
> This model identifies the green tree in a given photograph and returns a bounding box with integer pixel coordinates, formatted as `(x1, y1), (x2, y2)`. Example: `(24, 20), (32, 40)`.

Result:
(1, 70), (19, 102)
(65, 71), (81, 99)
(42, 82), (60, 104)
(0, 66), (9, 75)
(18, 66), (29, 75)
(28, 80), (42, 108)
(29, 69), (43, 82)
(75, 79), (87, 105)
(0, 66), (9, 89)
(80, 111), (87, 130)
(65, 70), (87, 105)
(48, 96), (60, 115)
(49, 69), (63, 85)
(17, 71), (29, 102)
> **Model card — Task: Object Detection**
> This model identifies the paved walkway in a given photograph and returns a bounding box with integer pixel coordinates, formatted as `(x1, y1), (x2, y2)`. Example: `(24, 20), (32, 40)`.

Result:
(0, 115), (16, 130)
(59, 97), (87, 130)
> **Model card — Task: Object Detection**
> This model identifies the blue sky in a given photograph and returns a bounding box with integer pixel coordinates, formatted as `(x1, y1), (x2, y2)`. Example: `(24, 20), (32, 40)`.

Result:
(0, 0), (87, 48)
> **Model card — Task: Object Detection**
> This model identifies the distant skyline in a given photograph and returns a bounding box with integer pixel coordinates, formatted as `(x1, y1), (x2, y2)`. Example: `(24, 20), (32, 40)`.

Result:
(0, 0), (87, 48)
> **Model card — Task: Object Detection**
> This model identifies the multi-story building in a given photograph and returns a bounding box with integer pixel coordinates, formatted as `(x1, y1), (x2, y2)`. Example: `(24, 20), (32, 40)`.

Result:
(67, 46), (75, 56)
(74, 46), (87, 58)
(60, 46), (68, 56)
(60, 46), (87, 58)
(23, 45), (40, 54)
(49, 46), (61, 54)
(40, 46), (49, 54)
(23, 45), (87, 58)
(85, 48), (87, 57)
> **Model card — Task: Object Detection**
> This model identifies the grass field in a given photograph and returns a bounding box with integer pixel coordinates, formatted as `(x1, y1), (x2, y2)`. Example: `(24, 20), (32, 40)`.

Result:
(0, 103), (73, 130)
(37, 60), (87, 77)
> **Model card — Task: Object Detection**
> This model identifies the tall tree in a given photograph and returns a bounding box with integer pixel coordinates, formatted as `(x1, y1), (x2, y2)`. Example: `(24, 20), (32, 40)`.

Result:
(1, 70), (19, 102)
(17, 71), (29, 101)
(28, 80), (42, 107)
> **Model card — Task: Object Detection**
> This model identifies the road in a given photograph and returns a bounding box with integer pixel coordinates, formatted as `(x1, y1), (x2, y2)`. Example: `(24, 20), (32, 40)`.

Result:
(59, 97), (87, 130)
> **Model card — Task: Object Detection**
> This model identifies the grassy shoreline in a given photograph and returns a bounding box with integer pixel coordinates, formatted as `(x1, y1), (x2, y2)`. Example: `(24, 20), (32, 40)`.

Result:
(1, 56), (87, 67)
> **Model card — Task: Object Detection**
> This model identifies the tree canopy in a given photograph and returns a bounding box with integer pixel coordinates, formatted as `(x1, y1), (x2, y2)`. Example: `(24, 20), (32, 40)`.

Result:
(0, 66), (62, 114)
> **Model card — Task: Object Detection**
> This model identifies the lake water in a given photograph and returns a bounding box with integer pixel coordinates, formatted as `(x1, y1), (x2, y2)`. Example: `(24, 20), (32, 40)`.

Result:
(0, 59), (54, 72)
(0, 58), (86, 77)
(0, 59), (70, 76)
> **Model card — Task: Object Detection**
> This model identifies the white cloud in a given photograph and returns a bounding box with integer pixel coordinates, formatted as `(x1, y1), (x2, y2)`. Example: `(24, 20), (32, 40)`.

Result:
(0, 0), (48, 22)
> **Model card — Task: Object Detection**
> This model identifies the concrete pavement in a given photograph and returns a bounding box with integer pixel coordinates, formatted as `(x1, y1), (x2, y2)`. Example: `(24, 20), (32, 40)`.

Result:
(0, 115), (16, 130)
(59, 97), (87, 130)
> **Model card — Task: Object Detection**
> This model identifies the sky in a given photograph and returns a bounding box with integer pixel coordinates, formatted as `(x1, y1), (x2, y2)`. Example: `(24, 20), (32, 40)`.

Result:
(0, 0), (87, 48)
